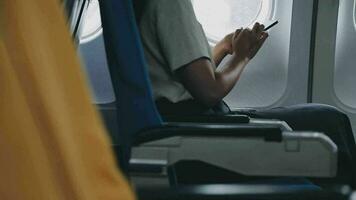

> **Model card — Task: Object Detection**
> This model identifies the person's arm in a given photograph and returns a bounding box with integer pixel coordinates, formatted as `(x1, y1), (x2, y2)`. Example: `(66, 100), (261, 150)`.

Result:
(177, 55), (248, 107)
(177, 23), (268, 107)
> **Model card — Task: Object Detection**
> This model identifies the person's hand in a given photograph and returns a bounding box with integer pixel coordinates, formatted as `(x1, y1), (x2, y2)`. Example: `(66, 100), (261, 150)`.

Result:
(232, 22), (269, 61)
(219, 29), (243, 55)
(213, 29), (243, 66)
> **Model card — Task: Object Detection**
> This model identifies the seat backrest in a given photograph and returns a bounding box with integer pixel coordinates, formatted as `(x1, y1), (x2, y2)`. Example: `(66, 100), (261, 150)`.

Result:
(98, 0), (163, 167)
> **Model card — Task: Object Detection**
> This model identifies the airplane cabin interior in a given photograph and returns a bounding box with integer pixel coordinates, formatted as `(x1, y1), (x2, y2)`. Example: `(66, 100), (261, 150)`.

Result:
(1, 0), (356, 199)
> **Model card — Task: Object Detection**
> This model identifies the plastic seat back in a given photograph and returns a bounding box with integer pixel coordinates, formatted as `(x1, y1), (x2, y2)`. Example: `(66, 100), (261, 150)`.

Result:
(98, 0), (163, 169)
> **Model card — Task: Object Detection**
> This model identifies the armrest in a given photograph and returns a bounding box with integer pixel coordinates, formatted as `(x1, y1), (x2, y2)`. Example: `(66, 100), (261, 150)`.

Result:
(137, 184), (351, 200)
(162, 114), (250, 124)
(133, 123), (282, 146)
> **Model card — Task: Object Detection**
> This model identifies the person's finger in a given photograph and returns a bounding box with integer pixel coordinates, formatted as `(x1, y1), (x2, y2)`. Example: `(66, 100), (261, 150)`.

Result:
(252, 22), (260, 34)
(249, 27), (259, 41)
(246, 24), (258, 41)
(238, 28), (250, 39)
(261, 32), (269, 40)
(236, 28), (243, 33)
(248, 32), (269, 59)
(257, 32), (269, 48)
(233, 27), (244, 40)
(247, 28), (256, 42)
(258, 24), (265, 35)
(254, 23), (265, 38)
(235, 28), (243, 37)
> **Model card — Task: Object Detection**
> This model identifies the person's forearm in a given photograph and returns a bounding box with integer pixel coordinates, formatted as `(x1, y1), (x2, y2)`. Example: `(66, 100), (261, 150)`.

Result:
(193, 55), (249, 107)
(177, 55), (249, 107)
(212, 42), (229, 66)
(212, 55), (249, 100)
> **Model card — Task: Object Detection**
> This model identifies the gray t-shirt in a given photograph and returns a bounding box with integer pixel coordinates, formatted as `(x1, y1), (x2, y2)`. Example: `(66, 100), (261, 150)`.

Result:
(136, 0), (213, 103)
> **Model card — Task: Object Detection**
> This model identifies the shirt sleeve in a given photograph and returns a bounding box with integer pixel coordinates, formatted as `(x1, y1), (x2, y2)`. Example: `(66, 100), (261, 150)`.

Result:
(155, 0), (213, 72)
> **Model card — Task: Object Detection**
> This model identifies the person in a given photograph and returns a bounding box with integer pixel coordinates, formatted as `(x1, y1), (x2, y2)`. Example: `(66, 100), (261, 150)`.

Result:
(133, 0), (356, 186)
(134, 0), (267, 115)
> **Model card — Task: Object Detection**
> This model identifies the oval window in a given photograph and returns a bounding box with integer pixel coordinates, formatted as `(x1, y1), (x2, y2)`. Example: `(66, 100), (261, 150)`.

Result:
(191, 0), (273, 43)
(80, 0), (102, 43)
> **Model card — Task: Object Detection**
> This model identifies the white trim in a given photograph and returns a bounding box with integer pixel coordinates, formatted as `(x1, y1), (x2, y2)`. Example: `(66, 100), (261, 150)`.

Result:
(354, 0), (356, 31)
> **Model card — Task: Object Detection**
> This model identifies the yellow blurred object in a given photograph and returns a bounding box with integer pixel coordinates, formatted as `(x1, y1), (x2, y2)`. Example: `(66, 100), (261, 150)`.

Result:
(0, 0), (135, 199)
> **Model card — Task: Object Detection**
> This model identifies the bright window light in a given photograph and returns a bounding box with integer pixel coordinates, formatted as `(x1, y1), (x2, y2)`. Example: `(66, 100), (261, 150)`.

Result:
(192, 0), (273, 43)
(80, 0), (102, 43)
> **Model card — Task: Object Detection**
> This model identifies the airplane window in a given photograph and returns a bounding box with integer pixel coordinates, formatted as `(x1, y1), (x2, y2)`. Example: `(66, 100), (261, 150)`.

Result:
(333, 0), (356, 109)
(192, 0), (295, 109)
(191, 0), (273, 43)
(78, 0), (115, 104)
(79, 0), (102, 43)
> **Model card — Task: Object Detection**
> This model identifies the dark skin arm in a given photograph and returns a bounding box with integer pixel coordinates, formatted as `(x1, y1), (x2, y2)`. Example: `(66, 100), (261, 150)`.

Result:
(176, 23), (268, 107)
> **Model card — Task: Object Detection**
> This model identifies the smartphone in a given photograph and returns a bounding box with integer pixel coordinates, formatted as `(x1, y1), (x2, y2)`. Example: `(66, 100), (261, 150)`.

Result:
(264, 21), (279, 31)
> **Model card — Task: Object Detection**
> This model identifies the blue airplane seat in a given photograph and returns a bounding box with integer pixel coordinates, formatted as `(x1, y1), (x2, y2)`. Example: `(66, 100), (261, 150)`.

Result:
(98, 0), (163, 170)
